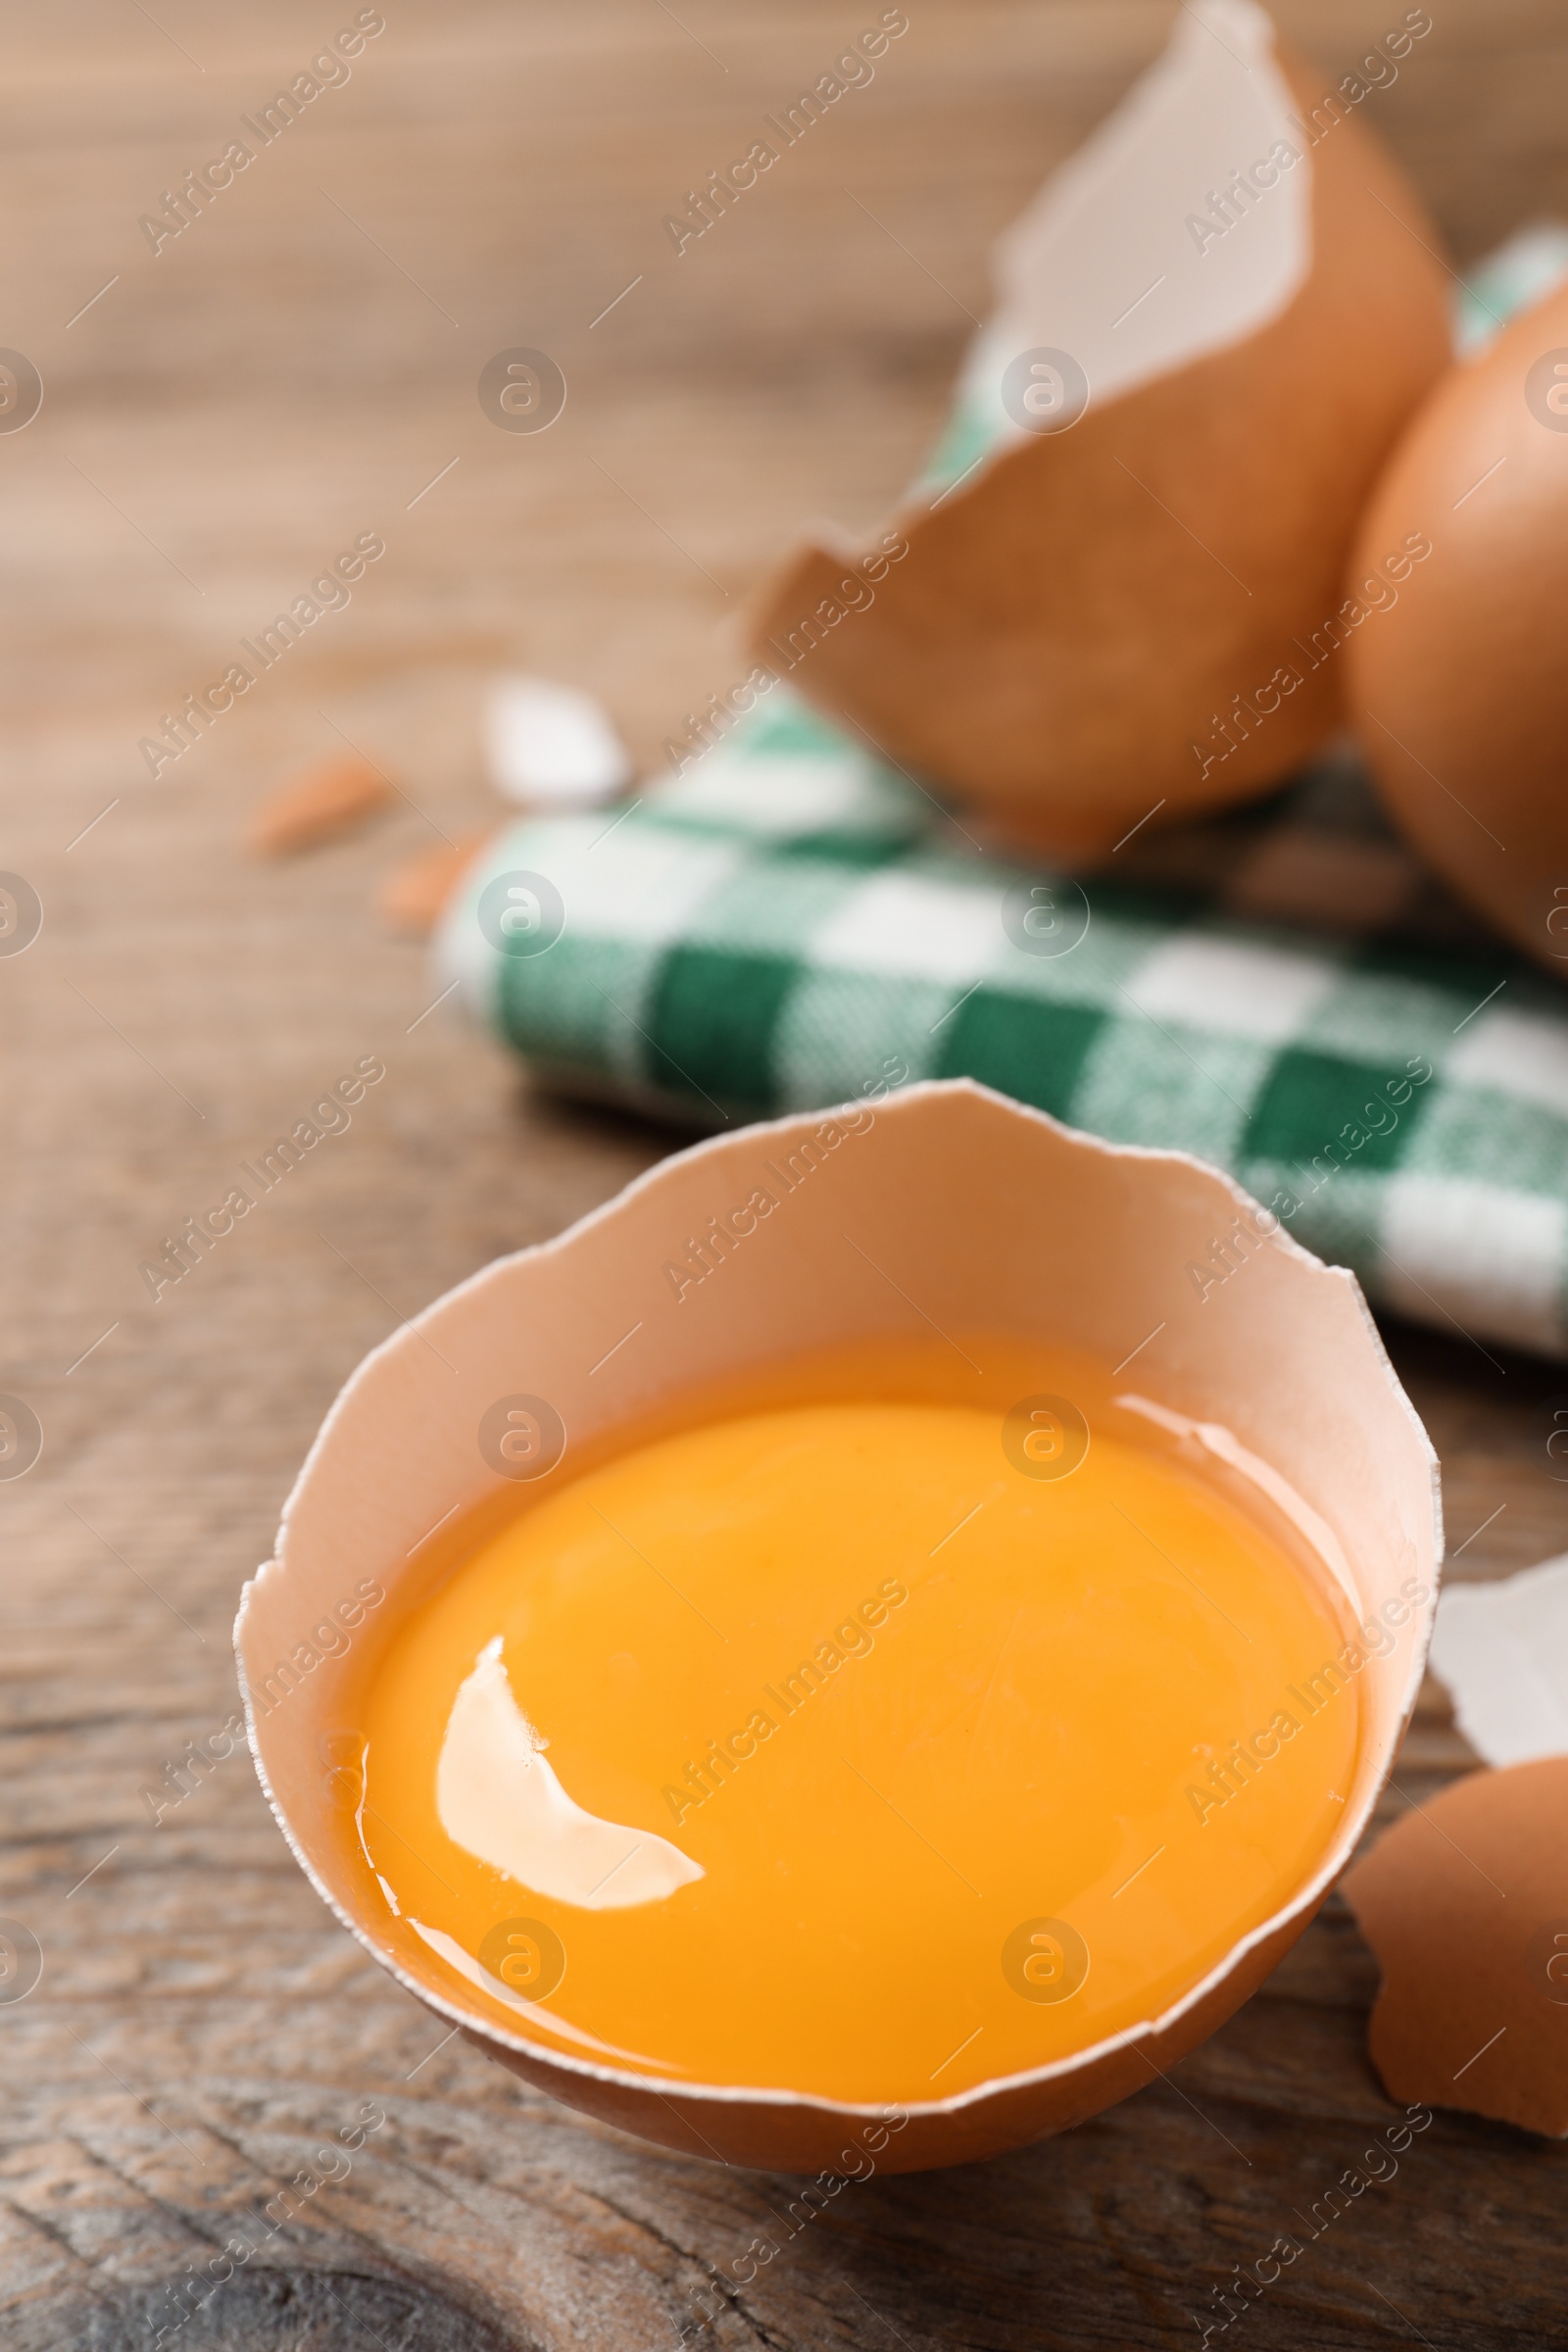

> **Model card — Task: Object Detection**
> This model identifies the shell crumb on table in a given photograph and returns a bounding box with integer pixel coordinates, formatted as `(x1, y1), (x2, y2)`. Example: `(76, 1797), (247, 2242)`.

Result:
(246, 754), (396, 857)
(377, 833), (493, 936)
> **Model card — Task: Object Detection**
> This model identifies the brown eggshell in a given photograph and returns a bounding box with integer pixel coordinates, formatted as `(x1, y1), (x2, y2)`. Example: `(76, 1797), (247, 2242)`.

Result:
(744, 48), (1450, 860)
(377, 831), (493, 937)
(1345, 281), (1568, 974)
(246, 755), (394, 857)
(236, 1081), (1440, 2174)
(1344, 1758), (1568, 2136)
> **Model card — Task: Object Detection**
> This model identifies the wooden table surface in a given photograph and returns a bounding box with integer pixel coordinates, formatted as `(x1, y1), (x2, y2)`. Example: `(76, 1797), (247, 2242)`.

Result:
(5, 4), (1568, 2345)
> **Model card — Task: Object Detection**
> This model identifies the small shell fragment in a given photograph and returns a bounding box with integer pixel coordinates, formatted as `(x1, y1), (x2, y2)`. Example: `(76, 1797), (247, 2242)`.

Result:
(1343, 1757), (1568, 2137)
(377, 832), (492, 938)
(247, 755), (395, 858)
(1428, 1553), (1568, 1768)
(484, 675), (631, 809)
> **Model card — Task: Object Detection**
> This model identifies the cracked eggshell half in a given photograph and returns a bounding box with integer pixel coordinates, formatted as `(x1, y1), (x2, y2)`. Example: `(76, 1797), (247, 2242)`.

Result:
(235, 1081), (1440, 2174)
(746, 0), (1451, 859)
(1346, 277), (1568, 975)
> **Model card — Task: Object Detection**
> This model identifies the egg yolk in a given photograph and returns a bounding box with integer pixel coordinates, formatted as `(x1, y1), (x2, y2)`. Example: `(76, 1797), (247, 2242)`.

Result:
(352, 1342), (1360, 2104)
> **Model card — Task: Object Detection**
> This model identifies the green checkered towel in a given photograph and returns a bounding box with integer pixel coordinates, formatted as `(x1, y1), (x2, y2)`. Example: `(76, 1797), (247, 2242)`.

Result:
(438, 694), (1568, 1363)
(438, 234), (1568, 1362)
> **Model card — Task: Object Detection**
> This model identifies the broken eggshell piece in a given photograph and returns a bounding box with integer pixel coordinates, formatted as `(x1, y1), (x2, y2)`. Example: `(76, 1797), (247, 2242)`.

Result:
(746, 0), (1451, 858)
(1344, 1757), (1568, 2137)
(246, 754), (395, 858)
(1427, 1552), (1568, 1769)
(235, 1081), (1440, 2173)
(485, 675), (632, 810)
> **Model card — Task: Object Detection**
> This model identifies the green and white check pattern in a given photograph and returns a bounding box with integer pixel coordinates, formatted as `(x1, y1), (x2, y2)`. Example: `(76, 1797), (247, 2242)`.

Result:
(439, 691), (1568, 1362)
(439, 242), (1568, 1360)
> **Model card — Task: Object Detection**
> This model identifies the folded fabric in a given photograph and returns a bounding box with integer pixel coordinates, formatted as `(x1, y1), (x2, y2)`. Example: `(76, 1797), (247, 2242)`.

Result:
(438, 228), (1568, 1361)
(439, 692), (1568, 1362)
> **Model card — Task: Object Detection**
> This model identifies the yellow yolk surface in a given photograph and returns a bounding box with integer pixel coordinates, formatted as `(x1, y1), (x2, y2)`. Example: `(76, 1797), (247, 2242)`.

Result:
(354, 1352), (1359, 2103)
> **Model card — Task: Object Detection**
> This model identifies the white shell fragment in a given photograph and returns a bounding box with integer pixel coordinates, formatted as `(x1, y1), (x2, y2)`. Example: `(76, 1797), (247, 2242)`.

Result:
(1428, 1554), (1568, 1767)
(484, 675), (632, 808)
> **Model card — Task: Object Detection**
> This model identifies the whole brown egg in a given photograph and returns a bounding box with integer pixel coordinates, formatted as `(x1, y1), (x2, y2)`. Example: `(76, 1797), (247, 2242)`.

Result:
(1346, 279), (1568, 974)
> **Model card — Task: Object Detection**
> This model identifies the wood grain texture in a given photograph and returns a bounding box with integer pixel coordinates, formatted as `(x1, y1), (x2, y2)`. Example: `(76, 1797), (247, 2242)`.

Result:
(3, 4), (1568, 2346)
